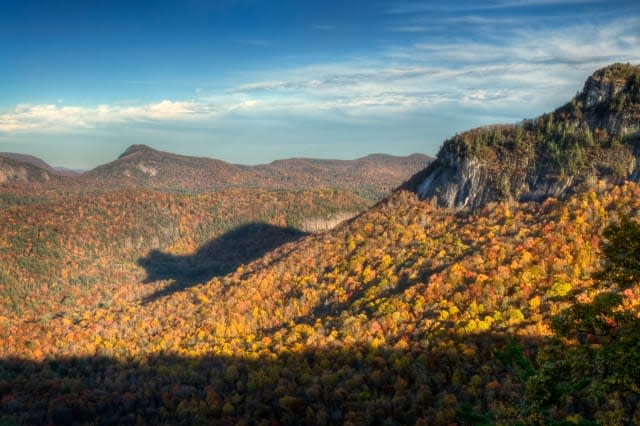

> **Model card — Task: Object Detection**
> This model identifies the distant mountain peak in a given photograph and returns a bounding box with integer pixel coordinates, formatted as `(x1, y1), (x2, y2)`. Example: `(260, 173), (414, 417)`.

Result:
(0, 152), (53, 171)
(119, 144), (155, 159)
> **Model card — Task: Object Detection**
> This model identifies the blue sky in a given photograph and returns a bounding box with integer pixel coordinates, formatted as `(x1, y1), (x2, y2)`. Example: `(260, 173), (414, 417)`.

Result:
(0, 0), (639, 169)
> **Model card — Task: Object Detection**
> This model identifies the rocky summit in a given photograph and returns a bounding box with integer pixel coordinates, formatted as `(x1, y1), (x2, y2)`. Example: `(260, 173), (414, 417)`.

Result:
(408, 63), (640, 209)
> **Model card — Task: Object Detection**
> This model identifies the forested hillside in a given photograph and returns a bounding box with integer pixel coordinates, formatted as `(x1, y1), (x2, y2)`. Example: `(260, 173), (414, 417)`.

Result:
(0, 188), (367, 320)
(2, 180), (640, 424)
(0, 153), (81, 177)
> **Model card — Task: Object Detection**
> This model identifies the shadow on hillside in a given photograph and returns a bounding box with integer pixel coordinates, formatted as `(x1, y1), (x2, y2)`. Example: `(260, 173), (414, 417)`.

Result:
(138, 222), (307, 304)
(0, 333), (549, 425)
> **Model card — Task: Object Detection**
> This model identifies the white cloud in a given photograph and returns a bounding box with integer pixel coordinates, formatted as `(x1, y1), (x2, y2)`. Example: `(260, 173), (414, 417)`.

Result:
(387, 25), (429, 33)
(491, 0), (604, 8)
(388, 0), (605, 14)
(225, 17), (639, 119)
(1, 17), (639, 135)
(312, 24), (334, 31)
(0, 100), (217, 134)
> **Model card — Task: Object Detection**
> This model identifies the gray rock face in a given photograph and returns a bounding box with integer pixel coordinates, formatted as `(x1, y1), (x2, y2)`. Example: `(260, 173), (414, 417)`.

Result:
(0, 156), (52, 184)
(583, 74), (623, 108)
(629, 144), (640, 182)
(519, 174), (576, 202)
(416, 146), (494, 209)
(0, 162), (28, 184)
(416, 148), (578, 209)
(582, 75), (640, 136)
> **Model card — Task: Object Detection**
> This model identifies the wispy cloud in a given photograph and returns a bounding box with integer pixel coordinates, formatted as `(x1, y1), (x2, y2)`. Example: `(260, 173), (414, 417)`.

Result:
(1, 16), (638, 135)
(312, 24), (334, 31)
(0, 99), (259, 133)
(387, 25), (429, 33)
(235, 39), (271, 47)
(388, 0), (606, 14)
(491, 0), (604, 8)
(233, 17), (639, 114)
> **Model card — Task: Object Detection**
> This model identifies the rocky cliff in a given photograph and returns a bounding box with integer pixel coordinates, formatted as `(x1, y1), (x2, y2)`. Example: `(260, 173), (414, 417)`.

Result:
(407, 63), (640, 209)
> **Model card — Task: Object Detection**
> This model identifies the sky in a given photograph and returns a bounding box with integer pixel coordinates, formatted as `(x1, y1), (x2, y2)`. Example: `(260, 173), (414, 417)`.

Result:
(0, 0), (639, 169)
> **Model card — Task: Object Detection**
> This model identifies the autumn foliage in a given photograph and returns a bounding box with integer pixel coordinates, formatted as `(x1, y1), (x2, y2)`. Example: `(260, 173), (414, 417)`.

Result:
(1, 180), (640, 424)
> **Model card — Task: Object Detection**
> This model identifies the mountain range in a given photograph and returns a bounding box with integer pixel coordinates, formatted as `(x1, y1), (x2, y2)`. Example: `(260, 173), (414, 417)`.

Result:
(3, 64), (638, 205)
(0, 146), (432, 200)
(82, 145), (432, 199)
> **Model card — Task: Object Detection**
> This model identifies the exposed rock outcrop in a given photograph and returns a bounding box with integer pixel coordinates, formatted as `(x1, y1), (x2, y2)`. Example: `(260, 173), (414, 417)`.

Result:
(0, 152), (81, 177)
(415, 147), (492, 209)
(0, 156), (56, 185)
(301, 212), (358, 233)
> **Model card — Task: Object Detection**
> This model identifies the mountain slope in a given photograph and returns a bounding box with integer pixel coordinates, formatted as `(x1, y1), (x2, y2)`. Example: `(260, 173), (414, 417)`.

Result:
(3, 180), (640, 424)
(82, 144), (247, 189)
(0, 187), (369, 317)
(254, 153), (431, 199)
(0, 155), (67, 186)
(0, 152), (81, 177)
(406, 63), (640, 208)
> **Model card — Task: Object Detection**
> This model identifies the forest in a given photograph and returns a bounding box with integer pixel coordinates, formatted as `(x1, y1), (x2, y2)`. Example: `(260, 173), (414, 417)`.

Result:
(2, 180), (640, 424)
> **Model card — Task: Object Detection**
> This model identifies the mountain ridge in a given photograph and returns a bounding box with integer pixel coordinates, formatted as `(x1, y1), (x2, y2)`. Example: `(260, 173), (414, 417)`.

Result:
(80, 145), (432, 199)
(0, 143), (432, 200)
(0, 155), (69, 186)
(407, 63), (640, 209)
(0, 152), (81, 177)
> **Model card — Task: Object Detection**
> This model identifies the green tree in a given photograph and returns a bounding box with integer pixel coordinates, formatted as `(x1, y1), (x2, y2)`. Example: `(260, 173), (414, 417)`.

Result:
(526, 217), (640, 422)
